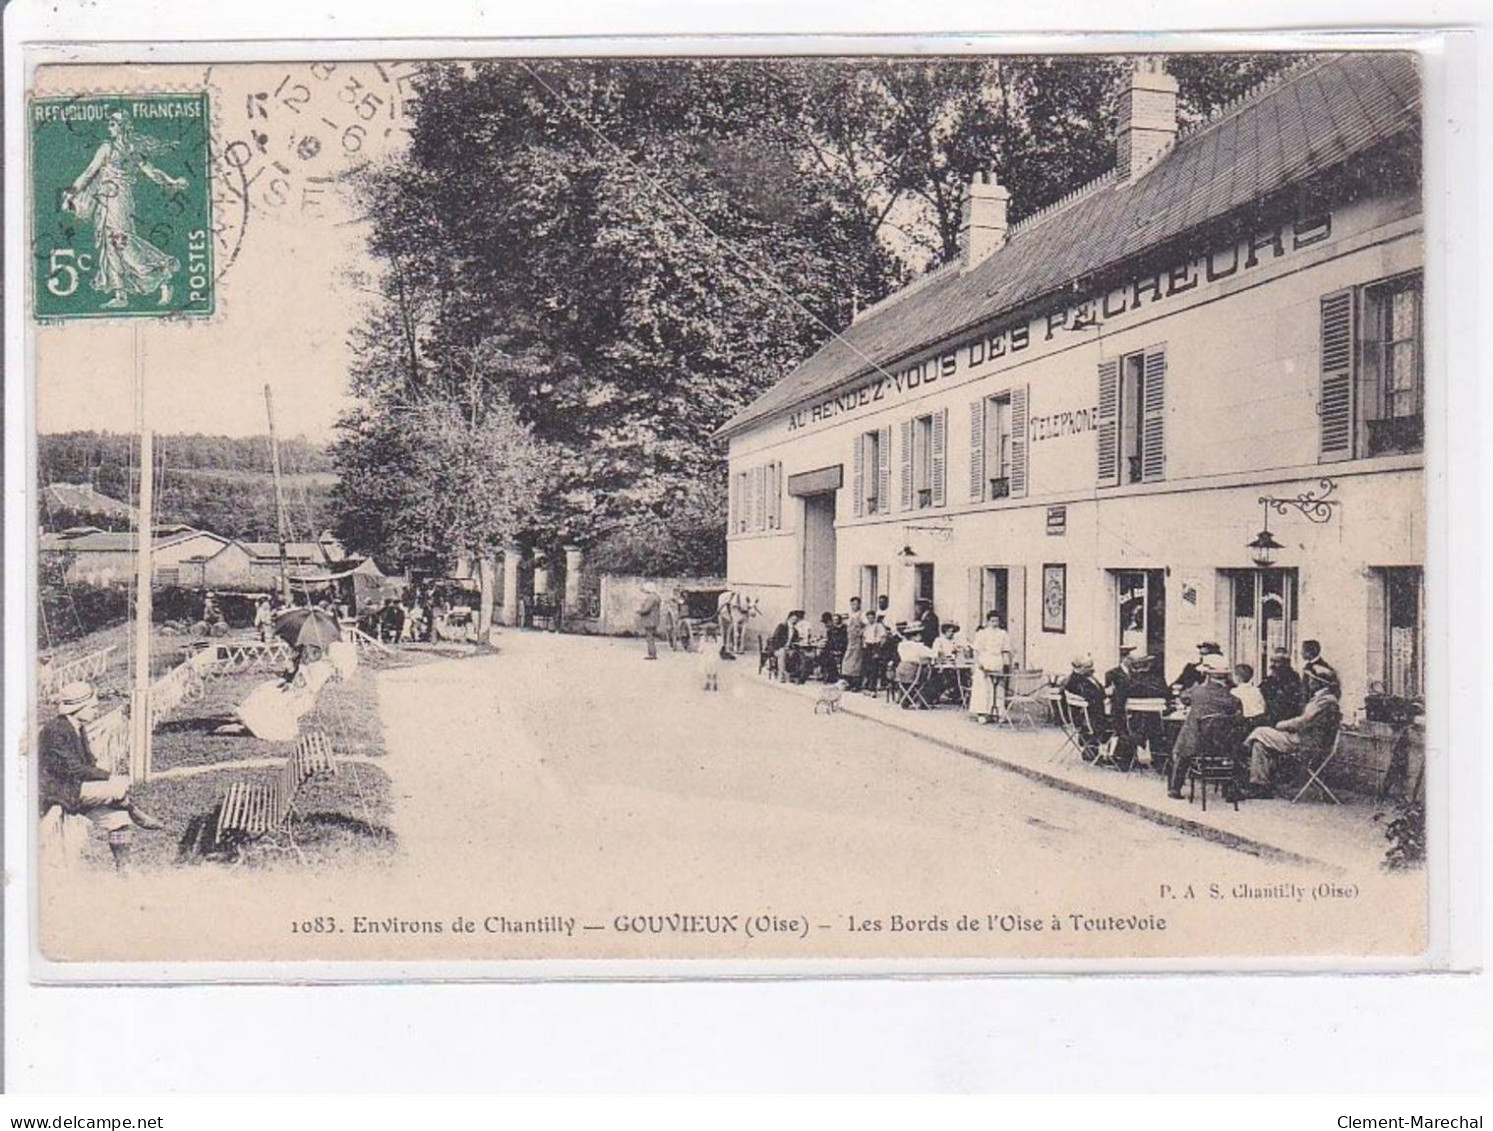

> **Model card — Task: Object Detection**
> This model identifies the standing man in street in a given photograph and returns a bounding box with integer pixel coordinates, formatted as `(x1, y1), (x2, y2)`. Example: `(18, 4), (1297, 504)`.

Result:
(637, 582), (663, 660)
(38, 680), (163, 868)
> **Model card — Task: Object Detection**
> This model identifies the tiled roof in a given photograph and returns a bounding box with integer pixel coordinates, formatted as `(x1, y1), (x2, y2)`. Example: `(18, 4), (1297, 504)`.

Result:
(719, 51), (1420, 437)
(39, 527), (215, 553)
(43, 483), (134, 518)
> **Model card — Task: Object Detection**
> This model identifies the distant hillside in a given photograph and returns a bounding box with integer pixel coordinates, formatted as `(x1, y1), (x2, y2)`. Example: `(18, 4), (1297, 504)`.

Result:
(39, 430), (337, 541)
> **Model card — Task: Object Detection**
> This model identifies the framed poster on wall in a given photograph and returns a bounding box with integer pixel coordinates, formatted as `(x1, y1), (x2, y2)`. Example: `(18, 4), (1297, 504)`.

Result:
(1042, 563), (1066, 633)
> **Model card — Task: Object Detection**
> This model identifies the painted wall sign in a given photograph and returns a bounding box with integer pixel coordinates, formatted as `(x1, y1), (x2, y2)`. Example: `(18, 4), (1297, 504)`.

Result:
(1046, 505), (1067, 536)
(781, 211), (1332, 435)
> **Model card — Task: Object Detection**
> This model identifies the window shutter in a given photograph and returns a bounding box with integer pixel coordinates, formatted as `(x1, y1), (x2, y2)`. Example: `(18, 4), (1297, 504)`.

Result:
(1142, 346), (1166, 483)
(899, 419), (913, 510)
(1096, 358), (1119, 485)
(766, 463), (778, 529)
(1365, 570), (1387, 693)
(772, 463), (782, 529)
(969, 398), (986, 501)
(1319, 289), (1356, 462)
(753, 465), (766, 531)
(731, 472), (743, 533)
(931, 408), (948, 507)
(968, 568), (985, 637)
(878, 426), (891, 513)
(1010, 384), (1029, 498)
(853, 435), (865, 518)
(728, 471), (738, 533)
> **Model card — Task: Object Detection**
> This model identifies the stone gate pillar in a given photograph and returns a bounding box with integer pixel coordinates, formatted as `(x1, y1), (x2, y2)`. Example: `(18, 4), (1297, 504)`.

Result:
(563, 546), (584, 616)
(500, 544), (521, 626)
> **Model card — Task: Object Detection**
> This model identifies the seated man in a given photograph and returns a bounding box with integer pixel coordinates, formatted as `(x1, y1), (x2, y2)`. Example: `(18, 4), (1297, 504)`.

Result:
(1167, 655), (1243, 799)
(1062, 655), (1111, 760)
(38, 681), (163, 869)
(1260, 648), (1305, 725)
(1243, 668), (1342, 798)
(1114, 653), (1171, 772)
(1172, 641), (1223, 696)
(765, 610), (808, 683)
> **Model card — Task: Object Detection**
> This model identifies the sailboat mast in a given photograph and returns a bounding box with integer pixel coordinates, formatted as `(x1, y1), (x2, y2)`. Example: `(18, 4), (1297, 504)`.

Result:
(265, 384), (291, 604)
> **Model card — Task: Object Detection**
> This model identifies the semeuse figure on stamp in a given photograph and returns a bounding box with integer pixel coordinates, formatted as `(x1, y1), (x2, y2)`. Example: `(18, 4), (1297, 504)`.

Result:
(60, 111), (187, 309)
(38, 680), (164, 869)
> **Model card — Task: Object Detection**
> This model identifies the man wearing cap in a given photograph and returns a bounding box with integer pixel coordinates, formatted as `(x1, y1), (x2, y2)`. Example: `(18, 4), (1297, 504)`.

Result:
(636, 582), (662, 660)
(38, 681), (163, 868)
(1172, 642), (1222, 695)
(1063, 655), (1110, 761)
(915, 599), (941, 649)
(1111, 651), (1169, 772)
(1300, 640), (1339, 699)
(1261, 648), (1305, 725)
(1167, 654), (1242, 799)
(1242, 666), (1342, 798)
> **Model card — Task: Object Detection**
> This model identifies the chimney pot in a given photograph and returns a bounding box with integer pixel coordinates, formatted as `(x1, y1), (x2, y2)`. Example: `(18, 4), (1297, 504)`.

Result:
(1117, 55), (1180, 182)
(958, 171), (1011, 270)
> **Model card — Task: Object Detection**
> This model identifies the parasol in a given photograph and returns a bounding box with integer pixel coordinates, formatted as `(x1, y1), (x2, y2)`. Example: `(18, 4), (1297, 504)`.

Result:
(272, 606), (342, 648)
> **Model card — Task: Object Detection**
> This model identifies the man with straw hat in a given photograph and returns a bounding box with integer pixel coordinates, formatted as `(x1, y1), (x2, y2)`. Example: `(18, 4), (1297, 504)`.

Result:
(38, 680), (163, 869)
(1166, 653), (1241, 799)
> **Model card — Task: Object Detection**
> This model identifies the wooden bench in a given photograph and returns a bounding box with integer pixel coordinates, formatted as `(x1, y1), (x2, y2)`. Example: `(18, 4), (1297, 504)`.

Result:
(214, 729), (339, 860)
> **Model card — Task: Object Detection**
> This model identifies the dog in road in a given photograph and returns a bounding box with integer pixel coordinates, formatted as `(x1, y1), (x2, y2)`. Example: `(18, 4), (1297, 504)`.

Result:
(814, 680), (848, 715)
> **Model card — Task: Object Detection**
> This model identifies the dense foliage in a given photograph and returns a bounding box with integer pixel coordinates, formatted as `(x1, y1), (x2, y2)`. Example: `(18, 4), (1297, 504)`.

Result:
(337, 54), (1307, 576)
(38, 430), (336, 541)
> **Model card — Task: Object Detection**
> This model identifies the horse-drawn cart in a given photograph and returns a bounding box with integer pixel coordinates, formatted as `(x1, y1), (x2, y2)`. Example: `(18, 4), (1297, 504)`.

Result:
(671, 586), (725, 652)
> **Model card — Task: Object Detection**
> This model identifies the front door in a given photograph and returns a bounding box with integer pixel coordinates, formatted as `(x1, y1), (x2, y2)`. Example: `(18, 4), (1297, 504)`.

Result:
(1226, 568), (1299, 677)
(801, 492), (838, 618)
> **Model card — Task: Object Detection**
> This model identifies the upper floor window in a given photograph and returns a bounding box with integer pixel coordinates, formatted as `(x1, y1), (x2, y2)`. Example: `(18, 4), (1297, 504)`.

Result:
(912, 413), (935, 508)
(862, 430), (883, 514)
(985, 393), (1012, 498)
(1097, 346), (1166, 486)
(1319, 272), (1423, 463)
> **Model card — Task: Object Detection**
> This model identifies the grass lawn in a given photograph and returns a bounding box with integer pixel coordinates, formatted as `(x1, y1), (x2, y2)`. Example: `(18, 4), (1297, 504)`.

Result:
(92, 648), (435, 871)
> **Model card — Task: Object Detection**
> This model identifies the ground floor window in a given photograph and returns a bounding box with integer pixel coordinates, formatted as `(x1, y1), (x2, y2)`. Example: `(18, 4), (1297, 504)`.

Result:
(1371, 566), (1423, 699)
(1224, 568), (1298, 678)
(914, 562), (935, 608)
(1113, 568), (1166, 674)
(860, 565), (881, 609)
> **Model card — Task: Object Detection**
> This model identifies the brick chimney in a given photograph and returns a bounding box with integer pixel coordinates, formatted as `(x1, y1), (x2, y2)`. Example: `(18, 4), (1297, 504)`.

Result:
(958, 170), (1010, 270)
(1117, 56), (1179, 182)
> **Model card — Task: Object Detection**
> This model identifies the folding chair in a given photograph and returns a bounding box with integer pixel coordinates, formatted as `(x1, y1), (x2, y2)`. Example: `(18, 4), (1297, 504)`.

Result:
(999, 670), (1048, 730)
(1292, 731), (1343, 804)
(891, 662), (934, 710)
(1124, 697), (1170, 771)
(1064, 691), (1117, 767)
(1054, 691), (1093, 761)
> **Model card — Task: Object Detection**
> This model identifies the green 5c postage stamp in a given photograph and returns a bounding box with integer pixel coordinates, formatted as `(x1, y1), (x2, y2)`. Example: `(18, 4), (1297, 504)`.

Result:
(31, 93), (213, 320)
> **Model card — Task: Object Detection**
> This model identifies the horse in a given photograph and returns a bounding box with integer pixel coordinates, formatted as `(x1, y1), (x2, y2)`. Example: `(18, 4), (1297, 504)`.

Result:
(725, 594), (761, 655)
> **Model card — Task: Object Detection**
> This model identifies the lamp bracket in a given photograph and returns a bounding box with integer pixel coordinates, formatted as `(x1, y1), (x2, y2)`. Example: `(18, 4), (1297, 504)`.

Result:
(1258, 478), (1340, 526)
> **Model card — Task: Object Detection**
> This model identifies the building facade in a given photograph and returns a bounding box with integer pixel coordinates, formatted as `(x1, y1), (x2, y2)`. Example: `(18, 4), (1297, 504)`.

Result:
(719, 54), (1424, 716)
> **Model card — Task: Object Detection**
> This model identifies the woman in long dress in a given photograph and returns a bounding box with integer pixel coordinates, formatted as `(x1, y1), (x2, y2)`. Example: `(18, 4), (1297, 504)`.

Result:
(840, 597), (867, 689)
(969, 611), (1013, 722)
(61, 112), (187, 309)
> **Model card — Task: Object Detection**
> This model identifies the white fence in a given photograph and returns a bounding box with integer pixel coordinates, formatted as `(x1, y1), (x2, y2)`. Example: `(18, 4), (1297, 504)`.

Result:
(38, 645), (116, 701)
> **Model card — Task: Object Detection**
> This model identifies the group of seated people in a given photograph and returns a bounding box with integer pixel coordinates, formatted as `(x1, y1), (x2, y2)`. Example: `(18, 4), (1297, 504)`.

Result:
(764, 599), (1014, 710)
(1062, 638), (1343, 801)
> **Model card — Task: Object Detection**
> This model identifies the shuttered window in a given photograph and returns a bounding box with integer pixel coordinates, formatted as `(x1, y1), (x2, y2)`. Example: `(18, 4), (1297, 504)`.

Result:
(1319, 289), (1355, 462)
(899, 419), (914, 510)
(931, 407), (948, 507)
(1009, 384), (1029, 497)
(752, 465), (767, 531)
(1096, 358), (1120, 485)
(1141, 346), (1166, 483)
(968, 398), (986, 501)
(877, 425), (891, 514)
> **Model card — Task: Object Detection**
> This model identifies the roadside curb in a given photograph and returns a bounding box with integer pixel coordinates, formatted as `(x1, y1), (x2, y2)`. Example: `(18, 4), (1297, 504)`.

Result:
(757, 675), (1337, 872)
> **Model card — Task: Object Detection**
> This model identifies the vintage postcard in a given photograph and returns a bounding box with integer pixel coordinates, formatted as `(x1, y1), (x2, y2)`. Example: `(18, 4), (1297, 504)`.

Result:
(18, 45), (1437, 973)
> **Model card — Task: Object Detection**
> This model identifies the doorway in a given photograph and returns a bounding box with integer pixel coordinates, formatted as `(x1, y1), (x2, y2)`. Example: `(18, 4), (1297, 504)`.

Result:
(801, 492), (838, 618)
(1113, 569), (1166, 673)
(1224, 568), (1299, 677)
(974, 565), (1027, 666)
